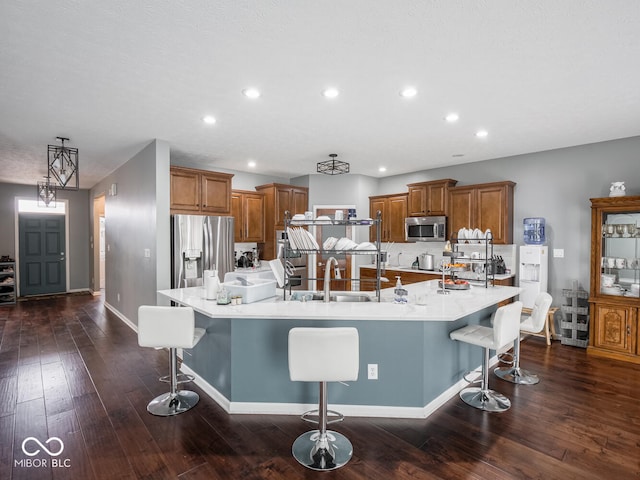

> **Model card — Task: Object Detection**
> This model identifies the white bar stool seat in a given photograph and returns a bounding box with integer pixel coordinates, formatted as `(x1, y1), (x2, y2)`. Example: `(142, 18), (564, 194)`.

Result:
(495, 292), (553, 385)
(288, 327), (359, 471)
(450, 301), (523, 412)
(138, 305), (206, 416)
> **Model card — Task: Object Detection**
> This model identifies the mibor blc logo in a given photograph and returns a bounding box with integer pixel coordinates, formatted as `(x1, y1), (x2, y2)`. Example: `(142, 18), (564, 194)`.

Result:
(15, 437), (71, 469)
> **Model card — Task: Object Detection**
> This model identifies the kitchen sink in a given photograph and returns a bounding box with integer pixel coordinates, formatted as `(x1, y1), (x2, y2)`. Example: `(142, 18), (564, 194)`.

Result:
(330, 294), (371, 302)
(290, 291), (372, 302)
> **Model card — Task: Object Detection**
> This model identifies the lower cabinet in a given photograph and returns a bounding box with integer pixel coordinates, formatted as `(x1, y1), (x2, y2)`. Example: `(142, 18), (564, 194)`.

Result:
(590, 302), (638, 359)
(359, 267), (439, 292)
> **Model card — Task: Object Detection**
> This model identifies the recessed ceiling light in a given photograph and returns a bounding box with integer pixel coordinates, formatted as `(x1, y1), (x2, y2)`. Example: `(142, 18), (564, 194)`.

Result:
(452, 154), (465, 158)
(476, 130), (488, 138)
(399, 87), (417, 98)
(378, 167), (387, 173)
(445, 113), (459, 123)
(322, 88), (339, 98)
(248, 160), (256, 168)
(202, 115), (216, 125)
(242, 88), (261, 99)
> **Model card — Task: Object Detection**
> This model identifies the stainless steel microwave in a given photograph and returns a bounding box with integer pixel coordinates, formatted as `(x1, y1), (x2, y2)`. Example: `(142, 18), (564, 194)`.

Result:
(405, 216), (447, 242)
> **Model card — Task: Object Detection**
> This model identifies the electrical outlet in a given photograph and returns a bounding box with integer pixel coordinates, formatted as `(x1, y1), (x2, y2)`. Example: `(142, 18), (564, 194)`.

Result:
(367, 363), (378, 380)
(553, 249), (565, 258)
(144, 248), (151, 258)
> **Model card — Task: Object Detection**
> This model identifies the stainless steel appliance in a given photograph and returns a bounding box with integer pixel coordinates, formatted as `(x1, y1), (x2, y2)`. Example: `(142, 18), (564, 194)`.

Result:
(405, 216), (447, 242)
(171, 215), (235, 288)
(276, 230), (307, 289)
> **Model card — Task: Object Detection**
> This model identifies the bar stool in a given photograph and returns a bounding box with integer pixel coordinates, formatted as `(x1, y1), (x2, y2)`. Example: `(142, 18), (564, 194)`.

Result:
(495, 292), (552, 385)
(288, 327), (359, 471)
(449, 301), (523, 412)
(138, 305), (206, 416)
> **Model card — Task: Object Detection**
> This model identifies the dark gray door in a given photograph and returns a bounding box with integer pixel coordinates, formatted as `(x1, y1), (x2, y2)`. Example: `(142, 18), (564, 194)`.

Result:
(19, 214), (66, 296)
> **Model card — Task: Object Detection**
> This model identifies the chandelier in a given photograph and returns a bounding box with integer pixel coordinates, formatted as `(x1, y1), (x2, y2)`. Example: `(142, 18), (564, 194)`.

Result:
(48, 136), (79, 190)
(37, 175), (57, 207)
(317, 153), (349, 175)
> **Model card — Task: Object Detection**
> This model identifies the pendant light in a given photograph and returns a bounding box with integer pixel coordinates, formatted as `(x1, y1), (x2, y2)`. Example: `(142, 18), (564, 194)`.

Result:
(48, 136), (79, 190)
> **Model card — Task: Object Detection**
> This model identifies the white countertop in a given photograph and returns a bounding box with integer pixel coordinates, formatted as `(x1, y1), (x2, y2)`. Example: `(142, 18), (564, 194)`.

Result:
(158, 280), (521, 322)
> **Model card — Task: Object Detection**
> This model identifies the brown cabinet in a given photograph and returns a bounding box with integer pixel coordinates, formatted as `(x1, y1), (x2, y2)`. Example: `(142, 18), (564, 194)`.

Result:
(170, 166), (233, 215)
(588, 195), (640, 364)
(231, 190), (265, 243)
(448, 181), (515, 244)
(369, 194), (408, 243)
(255, 183), (309, 259)
(592, 303), (636, 355)
(359, 267), (440, 291)
(407, 179), (457, 217)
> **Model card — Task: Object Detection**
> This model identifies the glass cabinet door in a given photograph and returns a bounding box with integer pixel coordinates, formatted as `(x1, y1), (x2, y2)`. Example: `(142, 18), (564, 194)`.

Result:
(601, 212), (640, 297)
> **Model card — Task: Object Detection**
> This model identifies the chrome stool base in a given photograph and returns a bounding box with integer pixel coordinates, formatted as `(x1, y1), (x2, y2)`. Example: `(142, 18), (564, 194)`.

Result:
(459, 386), (511, 412)
(494, 366), (540, 385)
(292, 430), (353, 471)
(147, 390), (200, 416)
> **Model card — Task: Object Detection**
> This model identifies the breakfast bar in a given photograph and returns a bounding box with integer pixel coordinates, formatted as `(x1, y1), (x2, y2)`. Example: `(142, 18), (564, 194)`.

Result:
(158, 280), (521, 419)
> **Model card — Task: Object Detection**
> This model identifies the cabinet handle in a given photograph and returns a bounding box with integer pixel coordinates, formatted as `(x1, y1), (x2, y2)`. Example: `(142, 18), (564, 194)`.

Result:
(627, 325), (631, 335)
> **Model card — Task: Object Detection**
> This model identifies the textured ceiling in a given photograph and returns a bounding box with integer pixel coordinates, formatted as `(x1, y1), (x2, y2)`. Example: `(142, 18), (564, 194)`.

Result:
(1, 1), (640, 189)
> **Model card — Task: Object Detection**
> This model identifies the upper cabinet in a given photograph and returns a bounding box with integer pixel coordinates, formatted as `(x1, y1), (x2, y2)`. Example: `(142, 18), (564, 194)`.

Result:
(407, 179), (457, 217)
(369, 193), (408, 243)
(231, 190), (265, 243)
(255, 183), (309, 259)
(448, 181), (515, 244)
(170, 166), (233, 215)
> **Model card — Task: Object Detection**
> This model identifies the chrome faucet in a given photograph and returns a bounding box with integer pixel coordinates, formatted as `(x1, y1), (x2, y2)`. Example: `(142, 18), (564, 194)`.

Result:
(324, 257), (338, 303)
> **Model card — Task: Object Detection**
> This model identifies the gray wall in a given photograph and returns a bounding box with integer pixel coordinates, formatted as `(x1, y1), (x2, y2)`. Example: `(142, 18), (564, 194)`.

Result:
(90, 140), (170, 325)
(375, 136), (640, 304)
(0, 182), (90, 291)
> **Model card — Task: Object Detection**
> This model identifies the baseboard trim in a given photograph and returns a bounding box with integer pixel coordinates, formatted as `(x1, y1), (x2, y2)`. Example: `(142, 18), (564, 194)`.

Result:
(181, 356), (499, 419)
(104, 302), (137, 333)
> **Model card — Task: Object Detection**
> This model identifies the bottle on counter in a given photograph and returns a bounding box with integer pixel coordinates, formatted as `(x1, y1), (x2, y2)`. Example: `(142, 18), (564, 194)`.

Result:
(394, 276), (408, 304)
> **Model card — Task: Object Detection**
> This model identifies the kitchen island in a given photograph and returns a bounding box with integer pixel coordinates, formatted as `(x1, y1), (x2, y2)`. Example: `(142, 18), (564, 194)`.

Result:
(158, 280), (520, 418)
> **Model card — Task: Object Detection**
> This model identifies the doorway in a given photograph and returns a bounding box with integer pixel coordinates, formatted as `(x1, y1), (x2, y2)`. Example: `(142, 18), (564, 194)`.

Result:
(92, 195), (106, 294)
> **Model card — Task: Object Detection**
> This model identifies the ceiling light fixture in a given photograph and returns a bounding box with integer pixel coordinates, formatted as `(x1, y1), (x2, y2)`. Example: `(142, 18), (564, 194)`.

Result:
(322, 88), (339, 98)
(203, 115), (216, 125)
(248, 160), (256, 168)
(399, 87), (417, 98)
(445, 113), (459, 122)
(36, 175), (57, 207)
(242, 88), (261, 99)
(476, 129), (489, 138)
(379, 167), (387, 173)
(47, 136), (79, 190)
(317, 153), (349, 175)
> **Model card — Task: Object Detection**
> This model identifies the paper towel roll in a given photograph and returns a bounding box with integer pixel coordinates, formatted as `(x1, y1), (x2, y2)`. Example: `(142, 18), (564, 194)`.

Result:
(203, 270), (220, 300)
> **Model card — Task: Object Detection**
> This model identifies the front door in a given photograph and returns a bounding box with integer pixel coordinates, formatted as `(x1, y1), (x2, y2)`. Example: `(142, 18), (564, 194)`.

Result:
(19, 213), (66, 296)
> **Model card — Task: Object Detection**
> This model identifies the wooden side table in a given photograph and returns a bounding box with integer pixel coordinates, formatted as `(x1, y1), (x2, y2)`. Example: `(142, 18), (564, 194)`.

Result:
(522, 307), (558, 346)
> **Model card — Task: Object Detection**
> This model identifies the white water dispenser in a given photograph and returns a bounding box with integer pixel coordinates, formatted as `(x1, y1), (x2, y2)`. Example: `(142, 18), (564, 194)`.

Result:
(519, 245), (548, 308)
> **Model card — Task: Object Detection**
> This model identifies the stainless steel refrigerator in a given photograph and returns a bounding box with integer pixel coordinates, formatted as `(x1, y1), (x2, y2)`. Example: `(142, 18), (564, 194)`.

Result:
(171, 215), (235, 288)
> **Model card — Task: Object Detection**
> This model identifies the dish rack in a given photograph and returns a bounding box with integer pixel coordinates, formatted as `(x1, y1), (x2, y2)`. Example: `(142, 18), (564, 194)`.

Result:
(283, 210), (384, 301)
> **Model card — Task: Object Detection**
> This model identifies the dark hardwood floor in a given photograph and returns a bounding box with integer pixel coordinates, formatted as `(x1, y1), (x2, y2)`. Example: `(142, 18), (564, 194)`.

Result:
(1, 294), (639, 479)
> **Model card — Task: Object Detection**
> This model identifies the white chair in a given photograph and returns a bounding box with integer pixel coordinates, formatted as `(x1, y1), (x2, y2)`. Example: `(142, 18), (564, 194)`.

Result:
(288, 327), (359, 471)
(495, 292), (553, 385)
(138, 306), (206, 416)
(449, 301), (523, 412)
